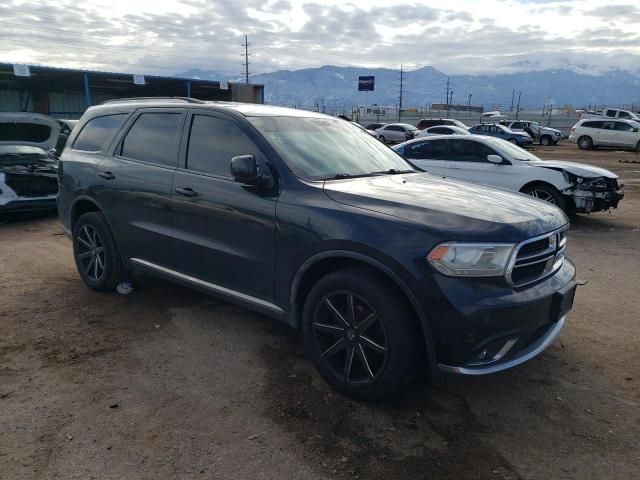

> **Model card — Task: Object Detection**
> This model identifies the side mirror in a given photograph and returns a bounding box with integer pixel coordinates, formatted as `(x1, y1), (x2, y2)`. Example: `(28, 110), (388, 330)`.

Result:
(487, 154), (503, 164)
(230, 155), (267, 186)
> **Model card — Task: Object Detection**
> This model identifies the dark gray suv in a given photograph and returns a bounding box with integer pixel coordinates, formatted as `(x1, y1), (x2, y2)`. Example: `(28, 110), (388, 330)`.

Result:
(58, 98), (577, 399)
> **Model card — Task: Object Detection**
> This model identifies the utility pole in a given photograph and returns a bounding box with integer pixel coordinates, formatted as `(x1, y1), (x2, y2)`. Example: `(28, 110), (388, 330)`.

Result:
(515, 91), (522, 120)
(510, 89), (515, 112)
(468, 92), (472, 116)
(398, 65), (404, 122)
(445, 77), (451, 118)
(241, 34), (251, 84)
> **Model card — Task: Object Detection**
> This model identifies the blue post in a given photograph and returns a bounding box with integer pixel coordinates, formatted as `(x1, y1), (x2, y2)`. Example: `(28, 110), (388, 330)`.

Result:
(83, 73), (91, 108)
(186, 80), (191, 98)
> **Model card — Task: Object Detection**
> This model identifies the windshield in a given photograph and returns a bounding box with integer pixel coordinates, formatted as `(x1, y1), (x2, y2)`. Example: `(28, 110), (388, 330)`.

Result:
(483, 137), (541, 161)
(248, 116), (416, 180)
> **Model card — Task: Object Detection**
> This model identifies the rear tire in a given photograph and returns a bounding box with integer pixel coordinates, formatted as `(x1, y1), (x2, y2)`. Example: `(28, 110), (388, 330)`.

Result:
(577, 136), (593, 150)
(303, 267), (421, 400)
(73, 211), (126, 291)
(540, 135), (552, 146)
(378, 135), (386, 144)
(522, 184), (566, 211)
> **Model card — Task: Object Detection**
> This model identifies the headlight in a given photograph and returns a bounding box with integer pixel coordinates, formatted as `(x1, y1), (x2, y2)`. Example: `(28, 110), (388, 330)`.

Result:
(427, 243), (516, 277)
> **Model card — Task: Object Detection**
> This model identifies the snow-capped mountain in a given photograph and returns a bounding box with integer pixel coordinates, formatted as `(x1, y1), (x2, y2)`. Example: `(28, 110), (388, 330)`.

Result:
(176, 65), (640, 110)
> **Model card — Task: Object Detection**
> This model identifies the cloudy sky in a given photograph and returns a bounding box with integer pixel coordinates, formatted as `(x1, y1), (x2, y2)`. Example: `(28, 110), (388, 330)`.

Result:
(1, 0), (639, 77)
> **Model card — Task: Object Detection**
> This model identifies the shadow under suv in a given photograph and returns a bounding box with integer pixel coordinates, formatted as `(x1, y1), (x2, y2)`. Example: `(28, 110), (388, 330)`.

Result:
(57, 98), (577, 399)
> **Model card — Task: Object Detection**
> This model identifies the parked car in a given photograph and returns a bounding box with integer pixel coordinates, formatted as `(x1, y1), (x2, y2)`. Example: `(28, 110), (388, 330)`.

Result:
(468, 123), (533, 147)
(579, 108), (640, 121)
(0, 113), (60, 213)
(351, 121), (380, 139)
(393, 134), (623, 214)
(58, 98), (576, 399)
(499, 120), (562, 146)
(415, 125), (470, 138)
(569, 118), (640, 151)
(375, 123), (417, 143)
(416, 118), (469, 130)
(365, 122), (386, 130)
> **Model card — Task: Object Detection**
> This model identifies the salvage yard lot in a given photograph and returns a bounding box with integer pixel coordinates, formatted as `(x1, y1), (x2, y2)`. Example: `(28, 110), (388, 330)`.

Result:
(1, 143), (638, 480)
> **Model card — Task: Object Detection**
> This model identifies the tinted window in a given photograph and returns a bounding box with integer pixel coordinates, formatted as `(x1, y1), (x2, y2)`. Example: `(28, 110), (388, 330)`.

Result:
(449, 139), (476, 161)
(120, 113), (182, 166)
(602, 121), (615, 130)
(73, 114), (127, 152)
(474, 142), (499, 161)
(0, 123), (51, 143)
(618, 111), (631, 119)
(511, 122), (525, 129)
(187, 115), (257, 177)
(614, 122), (634, 131)
(582, 121), (602, 129)
(605, 110), (616, 117)
(408, 139), (448, 160)
(430, 127), (450, 134)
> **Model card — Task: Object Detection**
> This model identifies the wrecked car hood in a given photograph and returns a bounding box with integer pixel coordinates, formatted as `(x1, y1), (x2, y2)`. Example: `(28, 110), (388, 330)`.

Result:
(323, 173), (567, 242)
(528, 160), (617, 179)
(0, 146), (58, 173)
(0, 113), (60, 150)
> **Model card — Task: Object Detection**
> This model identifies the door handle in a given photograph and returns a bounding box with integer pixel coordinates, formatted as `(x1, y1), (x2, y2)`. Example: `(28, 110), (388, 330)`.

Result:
(98, 171), (115, 180)
(175, 187), (199, 197)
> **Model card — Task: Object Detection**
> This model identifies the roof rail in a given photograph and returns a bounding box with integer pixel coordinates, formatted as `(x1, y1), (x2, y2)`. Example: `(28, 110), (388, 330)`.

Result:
(100, 97), (206, 105)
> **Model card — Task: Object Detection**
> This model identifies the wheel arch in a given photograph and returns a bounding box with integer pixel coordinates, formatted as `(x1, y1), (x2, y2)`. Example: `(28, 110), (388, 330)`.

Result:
(290, 250), (438, 369)
(70, 196), (102, 231)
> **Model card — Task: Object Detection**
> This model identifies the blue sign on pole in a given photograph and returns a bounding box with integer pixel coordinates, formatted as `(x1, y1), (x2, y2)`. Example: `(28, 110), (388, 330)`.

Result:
(358, 76), (375, 91)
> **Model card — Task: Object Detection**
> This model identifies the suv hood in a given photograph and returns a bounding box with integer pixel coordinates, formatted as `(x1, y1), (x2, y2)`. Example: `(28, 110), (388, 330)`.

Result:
(528, 160), (617, 179)
(323, 173), (567, 242)
(0, 113), (60, 150)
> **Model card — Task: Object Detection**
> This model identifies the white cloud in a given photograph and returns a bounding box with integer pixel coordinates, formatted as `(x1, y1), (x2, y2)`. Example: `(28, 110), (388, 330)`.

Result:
(1, 0), (639, 76)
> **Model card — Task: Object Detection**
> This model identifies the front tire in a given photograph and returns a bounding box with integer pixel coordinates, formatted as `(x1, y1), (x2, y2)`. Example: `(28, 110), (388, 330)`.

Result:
(303, 267), (421, 400)
(522, 184), (566, 211)
(378, 135), (386, 144)
(540, 135), (552, 146)
(508, 138), (518, 145)
(73, 211), (126, 290)
(577, 136), (593, 150)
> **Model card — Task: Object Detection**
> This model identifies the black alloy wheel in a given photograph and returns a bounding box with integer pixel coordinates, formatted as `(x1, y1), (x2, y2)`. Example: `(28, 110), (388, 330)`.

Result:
(303, 267), (421, 400)
(76, 224), (106, 282)
(73, 211), (126, 290)
(312, 291), (388, 385)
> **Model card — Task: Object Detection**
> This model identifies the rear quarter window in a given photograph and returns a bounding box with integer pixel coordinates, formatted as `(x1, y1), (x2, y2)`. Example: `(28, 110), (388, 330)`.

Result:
(73, 114), (128, 152)
(581, 121), (602, 129)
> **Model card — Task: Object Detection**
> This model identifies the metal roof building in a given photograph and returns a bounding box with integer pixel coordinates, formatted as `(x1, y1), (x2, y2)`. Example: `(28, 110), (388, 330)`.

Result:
(0, 63), (264, 119)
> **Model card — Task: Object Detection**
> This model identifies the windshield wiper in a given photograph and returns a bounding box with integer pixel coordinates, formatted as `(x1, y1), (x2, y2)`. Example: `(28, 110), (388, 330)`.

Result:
(321, 172), (382, 180)
(370, 169), (417, 175)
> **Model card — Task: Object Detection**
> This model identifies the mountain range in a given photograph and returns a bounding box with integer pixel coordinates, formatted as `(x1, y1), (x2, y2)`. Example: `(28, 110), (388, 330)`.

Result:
(176, 65), (640, 112)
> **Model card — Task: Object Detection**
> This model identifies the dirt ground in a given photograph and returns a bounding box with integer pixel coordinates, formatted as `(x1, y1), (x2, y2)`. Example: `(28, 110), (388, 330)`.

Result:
(1, 143), (639, 480)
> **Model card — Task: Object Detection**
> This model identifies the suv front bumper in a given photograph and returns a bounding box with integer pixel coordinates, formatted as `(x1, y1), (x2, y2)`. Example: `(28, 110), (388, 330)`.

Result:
(422, 258), (577, 375)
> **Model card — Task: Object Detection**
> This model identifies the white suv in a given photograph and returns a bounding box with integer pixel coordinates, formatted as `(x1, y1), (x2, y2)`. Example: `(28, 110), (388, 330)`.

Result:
(569, 119), (640, 150)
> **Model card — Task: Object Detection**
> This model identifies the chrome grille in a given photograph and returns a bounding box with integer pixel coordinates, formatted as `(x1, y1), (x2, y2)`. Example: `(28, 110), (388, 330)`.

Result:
(507, 228), (567, 287)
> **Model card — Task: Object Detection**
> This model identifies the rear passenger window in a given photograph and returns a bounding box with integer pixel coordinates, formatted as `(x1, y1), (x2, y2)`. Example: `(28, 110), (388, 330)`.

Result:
(73, 114), (127, 152)
(186, 115), (257, 177)
(120, 113), (182, 166)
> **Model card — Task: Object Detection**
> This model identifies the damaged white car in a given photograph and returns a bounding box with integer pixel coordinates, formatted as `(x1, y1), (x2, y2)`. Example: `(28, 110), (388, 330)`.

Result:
(0, 113), (60, 214)
(393, 134), (624, 214)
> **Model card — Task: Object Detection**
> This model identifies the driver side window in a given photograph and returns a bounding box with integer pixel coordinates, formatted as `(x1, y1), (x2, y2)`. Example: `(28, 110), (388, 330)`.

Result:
(186, 115), (259, 177)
